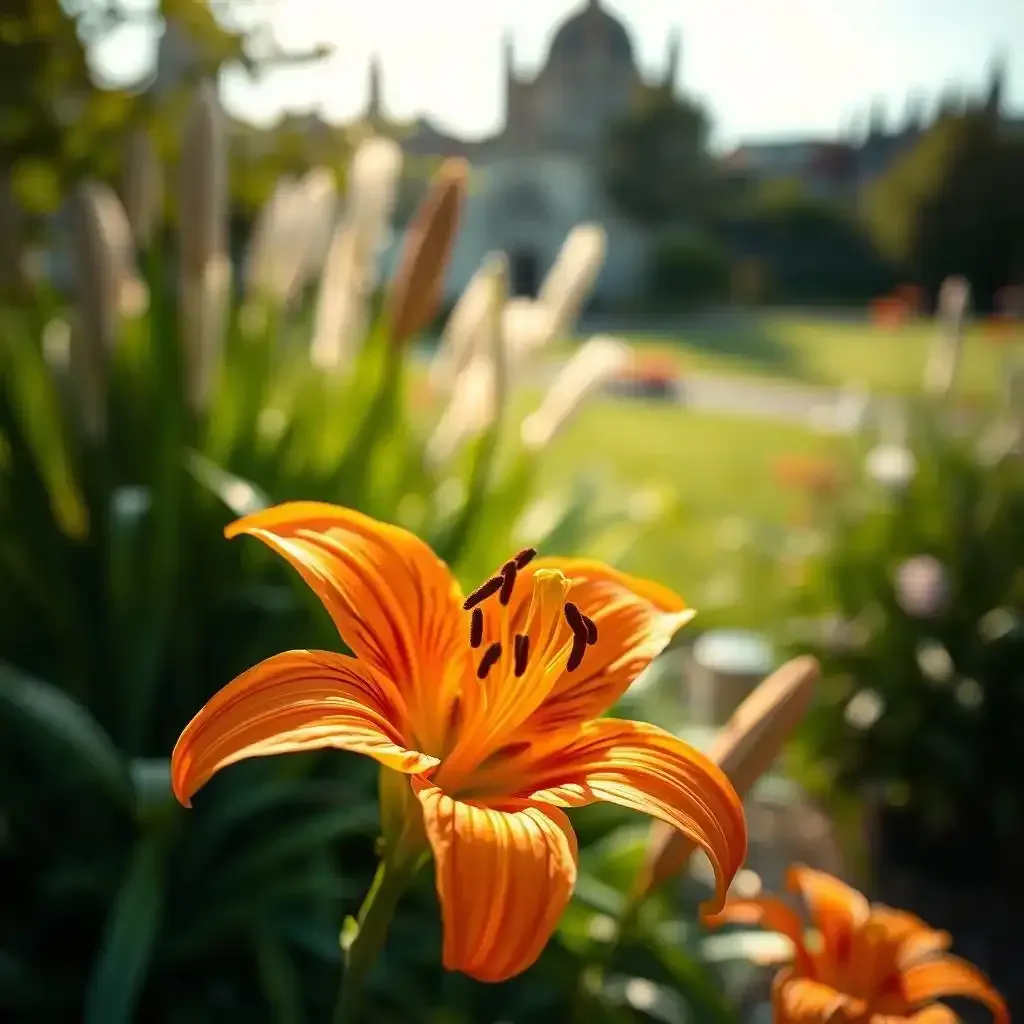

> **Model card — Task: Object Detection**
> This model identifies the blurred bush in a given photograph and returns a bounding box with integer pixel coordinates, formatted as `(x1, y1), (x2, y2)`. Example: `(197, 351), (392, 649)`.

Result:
(753, 321), (1024, 875)
(0, 84), (729, 1023)
(646, 233), (731, 311)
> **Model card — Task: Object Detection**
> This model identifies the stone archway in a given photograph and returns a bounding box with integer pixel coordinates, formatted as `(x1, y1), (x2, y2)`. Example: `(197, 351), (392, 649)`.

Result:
(510, 248), (540, 298)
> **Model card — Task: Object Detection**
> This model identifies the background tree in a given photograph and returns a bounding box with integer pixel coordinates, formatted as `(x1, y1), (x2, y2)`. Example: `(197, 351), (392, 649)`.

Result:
(864, 111), (1024, 310)
(0, 0), (330, 213)
(602, 85), (715, 228)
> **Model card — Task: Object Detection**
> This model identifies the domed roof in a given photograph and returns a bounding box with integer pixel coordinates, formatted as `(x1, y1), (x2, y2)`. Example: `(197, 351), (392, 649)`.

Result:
(548, 0), (635, 65)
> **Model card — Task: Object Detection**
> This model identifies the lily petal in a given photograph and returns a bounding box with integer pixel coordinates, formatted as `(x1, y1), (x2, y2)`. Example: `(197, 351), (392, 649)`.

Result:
(874, 1010), (958, 1024)
(708, 896), (815, 974)
(787, 865), (869, 972)
(523, 718), (746, 915)
(171, 650), (438, 806)
(416, 782), (578, 982)
(772, 971), (866, 1023)
(485, 558), (693, 733)
(900, 956), (1008, 1024)
(225, 502), (470, 752)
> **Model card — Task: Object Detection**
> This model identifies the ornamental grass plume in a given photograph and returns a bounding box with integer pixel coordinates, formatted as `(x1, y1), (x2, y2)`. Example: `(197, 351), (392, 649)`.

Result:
(924, 276), (971, 398)
(311, 137), (403, 371)
(121, 124), (163, 249)
(711, 866), (1007, 1024)
(67, 181), (144, 439)
(637, 656), (819, 898)
(386, 157), (468, 346)
(245, 167), (338, 307)
(178, 80), (229, 411)
(426, 253), (508, 464)
(536, 223), (606, 341)
(520, 335), (631, 450)
(170, 503), (747, 1010)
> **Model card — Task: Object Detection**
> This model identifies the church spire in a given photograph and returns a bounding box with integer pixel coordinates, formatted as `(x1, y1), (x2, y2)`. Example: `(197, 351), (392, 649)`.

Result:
(366, 54), (383, 122)
(662, 26), (681, 91)
(985, 48), (1007, 117)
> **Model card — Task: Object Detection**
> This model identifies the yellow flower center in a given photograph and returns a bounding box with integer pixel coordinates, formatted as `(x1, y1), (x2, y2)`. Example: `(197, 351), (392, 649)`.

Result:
(432, 551), (598, 792)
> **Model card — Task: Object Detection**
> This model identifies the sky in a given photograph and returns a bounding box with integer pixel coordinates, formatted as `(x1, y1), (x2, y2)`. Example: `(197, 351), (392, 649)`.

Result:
(94, 0), (1024, 150)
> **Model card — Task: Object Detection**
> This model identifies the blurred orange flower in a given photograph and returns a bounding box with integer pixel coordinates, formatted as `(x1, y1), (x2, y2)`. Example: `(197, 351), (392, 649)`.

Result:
(710, 865), (1008, 1024)
(982, 313), (1021, 346)
(871, 296), (910, 330)
(617, 352), (681, 387)
(774, 454), (842, 497)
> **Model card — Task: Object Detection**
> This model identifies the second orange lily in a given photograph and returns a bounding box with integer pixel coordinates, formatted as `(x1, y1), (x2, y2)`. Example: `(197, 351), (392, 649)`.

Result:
(712, 865), (1008, 1023)
(171, 502), (747, 981)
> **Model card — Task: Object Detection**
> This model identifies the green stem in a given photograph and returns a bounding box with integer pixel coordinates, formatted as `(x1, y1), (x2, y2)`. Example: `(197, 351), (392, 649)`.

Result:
(570, 898), (643, 1024)
(332, 852), (424, 1024)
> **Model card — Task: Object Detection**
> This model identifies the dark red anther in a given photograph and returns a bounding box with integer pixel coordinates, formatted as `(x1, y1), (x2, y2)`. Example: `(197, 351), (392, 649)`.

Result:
(563, 602), (586, 637)
(513, 633), (530, 678)
(582, 614), (598, 645)
(469, 607), (484, 648)
(513, 547), (537, 569)
(499, 560), (517, 606)
(463, 575), (502, 610)
(566, 633), (587, 672)
(476, 642), (502, 679)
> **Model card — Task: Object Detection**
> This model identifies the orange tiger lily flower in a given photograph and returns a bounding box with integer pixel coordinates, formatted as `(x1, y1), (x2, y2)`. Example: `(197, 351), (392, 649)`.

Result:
(171, 502), (747, 982)
(710, 865), (1007, 1024)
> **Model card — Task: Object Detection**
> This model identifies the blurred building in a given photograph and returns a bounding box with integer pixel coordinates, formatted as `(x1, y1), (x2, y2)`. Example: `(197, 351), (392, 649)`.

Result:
(723, 53), (1024, 201)
(372, 0), (681, 306)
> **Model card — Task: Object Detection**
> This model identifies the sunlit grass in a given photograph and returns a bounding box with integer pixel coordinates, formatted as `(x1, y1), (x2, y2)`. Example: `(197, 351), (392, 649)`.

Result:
(567, 312), (1016, 398)
(538, 396), (838, 627)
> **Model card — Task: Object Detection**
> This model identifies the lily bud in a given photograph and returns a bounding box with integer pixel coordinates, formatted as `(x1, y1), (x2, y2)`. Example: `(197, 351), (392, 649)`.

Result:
(387, 158), (468, 346)
(637, 656), (819, 898)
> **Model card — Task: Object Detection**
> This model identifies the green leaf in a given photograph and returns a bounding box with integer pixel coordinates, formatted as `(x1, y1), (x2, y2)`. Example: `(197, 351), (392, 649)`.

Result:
(252, 927), (306, 1024)
(83, 834), (167, 1024)
(0, 661), (132, 809)
(185, 449), (269, 517)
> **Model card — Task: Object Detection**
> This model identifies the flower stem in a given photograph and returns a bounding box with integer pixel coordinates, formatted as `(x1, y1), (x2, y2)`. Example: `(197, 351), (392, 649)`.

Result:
(332, 851), (424, 1024)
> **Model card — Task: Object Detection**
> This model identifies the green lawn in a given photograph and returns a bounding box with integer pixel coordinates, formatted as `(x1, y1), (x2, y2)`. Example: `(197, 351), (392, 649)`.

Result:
(568, 311), (1017, 399)
(535, 396), (842, 628)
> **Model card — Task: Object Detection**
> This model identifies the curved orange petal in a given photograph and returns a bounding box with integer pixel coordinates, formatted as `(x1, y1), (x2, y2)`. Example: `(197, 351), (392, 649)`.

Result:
(867, 908), (951, 964)
(415, 781), (578, 982)
(171, 650), (438, 806)
(899, 955), (1008, 1024)
(873, 1009), (958, 1024)
(522, 718), (747, 916)
(771, 971), (866, 1023)
(225, 502), (470, 753)
(521, 559), (695, 732)
(708, 897), (815, 975)
(787, 866), (869, 974)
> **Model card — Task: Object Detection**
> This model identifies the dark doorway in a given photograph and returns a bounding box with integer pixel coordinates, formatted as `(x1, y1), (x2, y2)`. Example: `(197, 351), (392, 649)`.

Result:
(510, 248), (540, 298)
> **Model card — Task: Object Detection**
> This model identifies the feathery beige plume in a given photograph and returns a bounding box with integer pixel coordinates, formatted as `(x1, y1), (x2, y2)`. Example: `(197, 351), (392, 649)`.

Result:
(310, 137), (402, 370)
(426, 253), (507, 464)
(246, 167), (337, 306)
(122, 125), (163, 249)
(178, 81), (229, 411)
(521, 335), (631, 449)
(67, 182), (144, 439)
